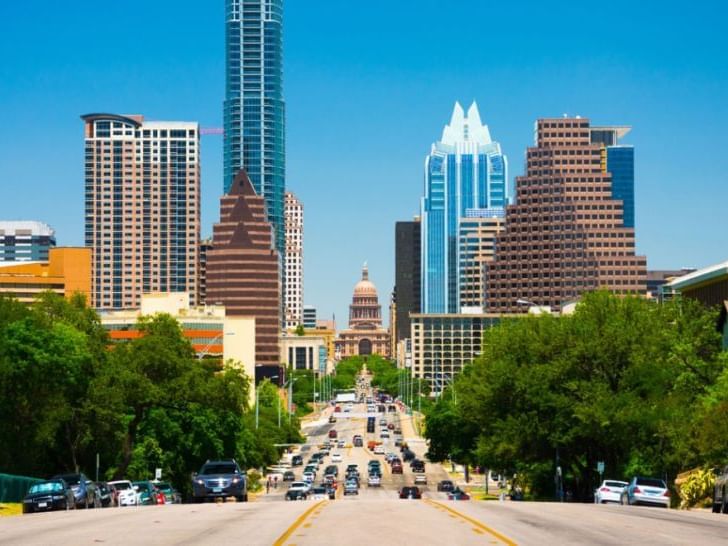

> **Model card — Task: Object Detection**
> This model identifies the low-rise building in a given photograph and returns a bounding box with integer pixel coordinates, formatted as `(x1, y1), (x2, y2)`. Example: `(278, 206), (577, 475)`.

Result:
(0, 221), (56, 262)
(280, 333), (329, 374)
(0, 247), (91, 304)
(99, 292), (256, 402)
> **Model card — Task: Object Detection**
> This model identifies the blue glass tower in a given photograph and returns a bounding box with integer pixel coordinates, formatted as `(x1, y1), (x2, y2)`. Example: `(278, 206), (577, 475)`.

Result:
(421, 102), (509, 313)
(590, 127), (635, 229)
(224, 0), (285, 254)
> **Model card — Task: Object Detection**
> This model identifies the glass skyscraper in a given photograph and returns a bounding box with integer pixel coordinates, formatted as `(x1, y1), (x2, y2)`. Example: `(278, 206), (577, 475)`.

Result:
(420, 102), (508, 313)
(590, 126), (635, 228)
(224, 0), (285, 254)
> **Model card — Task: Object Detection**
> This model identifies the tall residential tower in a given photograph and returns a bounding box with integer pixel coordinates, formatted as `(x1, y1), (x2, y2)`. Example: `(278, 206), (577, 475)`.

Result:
(82, 114), (200, 309)
(224, 0), (285, 254)
(421, 102), (508, 313)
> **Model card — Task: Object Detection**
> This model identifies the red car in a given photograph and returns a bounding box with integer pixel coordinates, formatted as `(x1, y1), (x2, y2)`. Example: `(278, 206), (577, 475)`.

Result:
(391, 462), (403, 474)
(328, 429), (338, 439)
(334, 406), (341, 413)
(399, 486), (421, 499)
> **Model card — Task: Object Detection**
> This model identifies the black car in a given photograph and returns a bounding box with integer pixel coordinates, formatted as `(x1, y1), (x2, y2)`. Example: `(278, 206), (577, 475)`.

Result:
(437, 480), (455, 492)
(285, 487), (308, 500)
(23, 480), (75, 513)
(324, 465), (339, 477)
(411, 461), (426, 473)
(399, 486), (422, 499)
(191, 459), (247, 503)
(402, 450), (416, 462)
(291, 455), (303, 466)
(51, 473), (99, 508)
(283, 471), (295, 481)
(94, 482), (114, 507)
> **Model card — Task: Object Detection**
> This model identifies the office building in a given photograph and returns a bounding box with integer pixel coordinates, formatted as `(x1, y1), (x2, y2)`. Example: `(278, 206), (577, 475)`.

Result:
(646, 269), (695, 301)
(198, 238), (213, 305)
(335, 264), (390, 358)
(421, 101), (508, 314)
(410, 313), (506, 394)
(394, 219), (421, 344)
(224, 0), (285, 255)
(590, 126), (635, 228)
(206, 169), (281, 365)
(486, 117), (646, 313)
(100, 292), (256, 403)
(0, 247), (91, 304)
(458, 211), (505, 310)
(0, 221), (56, 262)
(302, 305), (316, 329)
(82, 113), (200, 310)
(284, 192), (303, 328)
(280, 333), (328, 374)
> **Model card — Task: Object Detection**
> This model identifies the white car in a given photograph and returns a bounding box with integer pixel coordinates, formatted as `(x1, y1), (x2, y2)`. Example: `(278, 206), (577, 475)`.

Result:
(337, 440), (345, 448)
(108, 480), (138, 506)
(373, 444), (385, 455)
(368, 474), (381, 487)
(302, 472), (315, 483)
(414, 473), (427, 485)
(595, 480), (628, 504)
(331, 452), (343, 463)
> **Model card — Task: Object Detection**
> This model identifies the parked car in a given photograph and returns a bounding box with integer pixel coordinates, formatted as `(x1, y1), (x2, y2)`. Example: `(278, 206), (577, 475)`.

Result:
(595, 480), (628, 504)
(133, 481), (160, 505)
(23, 479), (75, 513)
(399, 486), (421, 499)
(620, 477), (670, 508)
(437, 480), (454, 492)
(713, 465), (728, 513)
(448, 488), (470, 501)
(108, 480), (138, 506)
(286, 482), (309, 501)
(191, 459), (247, 503)
(153, 482), (181, 504)
(94, 482), (114, 507)
(51, 473), (99, 509)
(283, 471), (295, 482)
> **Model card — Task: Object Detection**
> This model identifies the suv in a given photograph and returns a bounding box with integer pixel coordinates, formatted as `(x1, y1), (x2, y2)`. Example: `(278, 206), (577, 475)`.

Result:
(51, 473), (99, 509)
(192, 459), (247, 503)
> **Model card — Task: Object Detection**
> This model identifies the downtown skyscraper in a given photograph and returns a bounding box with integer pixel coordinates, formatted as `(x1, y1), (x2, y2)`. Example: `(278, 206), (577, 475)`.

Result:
(82, 114), (200, 310)
(420, 102), (508, 313)
(284, 191), (303, 329)
(224, 0), (285, 255)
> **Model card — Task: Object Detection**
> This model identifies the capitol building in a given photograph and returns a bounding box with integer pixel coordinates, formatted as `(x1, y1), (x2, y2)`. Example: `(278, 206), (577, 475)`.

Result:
(335, 264), (390, 358)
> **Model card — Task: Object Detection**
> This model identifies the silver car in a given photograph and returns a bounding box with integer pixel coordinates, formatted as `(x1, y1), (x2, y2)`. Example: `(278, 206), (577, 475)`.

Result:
(595, 480), (628, 504)
(620, 477), (670, 508)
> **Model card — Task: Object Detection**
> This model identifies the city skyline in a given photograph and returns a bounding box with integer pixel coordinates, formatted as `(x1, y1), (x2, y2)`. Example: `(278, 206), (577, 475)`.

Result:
(1, 1), (727, 325)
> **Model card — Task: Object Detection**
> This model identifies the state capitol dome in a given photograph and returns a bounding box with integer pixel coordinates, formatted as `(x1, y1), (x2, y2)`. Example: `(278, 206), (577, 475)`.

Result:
(353, 264), (378, 297)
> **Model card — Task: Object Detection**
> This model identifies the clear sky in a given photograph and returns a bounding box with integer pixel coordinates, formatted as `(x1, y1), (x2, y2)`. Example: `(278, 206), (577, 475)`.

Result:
(1, 1), (727, 325)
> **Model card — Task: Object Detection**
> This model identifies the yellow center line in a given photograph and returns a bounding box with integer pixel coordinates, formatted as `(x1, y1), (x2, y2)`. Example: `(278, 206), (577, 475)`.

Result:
(273, 500), (327, 546)
(424, 499), (517, 546)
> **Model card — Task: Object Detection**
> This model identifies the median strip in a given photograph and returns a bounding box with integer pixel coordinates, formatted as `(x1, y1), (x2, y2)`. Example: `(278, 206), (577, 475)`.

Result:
(425, 499), (517, 545)
(273, 500), (327, 546)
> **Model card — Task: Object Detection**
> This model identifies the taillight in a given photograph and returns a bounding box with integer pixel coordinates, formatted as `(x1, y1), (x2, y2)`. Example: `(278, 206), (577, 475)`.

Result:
(633, 487), (641, 494)
(663, 490), (670, 497)
(600, 487), (610, 492)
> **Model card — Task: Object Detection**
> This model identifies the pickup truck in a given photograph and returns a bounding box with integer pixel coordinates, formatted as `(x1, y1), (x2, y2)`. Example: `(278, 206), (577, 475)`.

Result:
(713, 465), (728, 513)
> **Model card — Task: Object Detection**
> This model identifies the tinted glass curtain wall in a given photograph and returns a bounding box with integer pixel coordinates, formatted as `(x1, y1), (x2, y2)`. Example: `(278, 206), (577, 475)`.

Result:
(224, 0), (285, 254)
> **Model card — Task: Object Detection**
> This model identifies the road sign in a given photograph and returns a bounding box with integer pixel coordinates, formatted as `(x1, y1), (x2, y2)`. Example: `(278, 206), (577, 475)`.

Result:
(597, 461), (605, 474)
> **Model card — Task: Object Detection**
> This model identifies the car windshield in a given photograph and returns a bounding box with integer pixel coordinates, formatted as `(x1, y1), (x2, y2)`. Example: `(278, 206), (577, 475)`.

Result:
(201, 464), (237, 475)
(29, 482), (63, 494)
(134, 483), (149, 492)
(636, 478), (666, 488)
(155, 483), (171, 490)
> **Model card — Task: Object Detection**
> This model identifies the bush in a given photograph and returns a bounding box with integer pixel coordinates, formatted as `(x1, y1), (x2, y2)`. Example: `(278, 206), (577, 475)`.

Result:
(247, 469), (263, 493)
(676, 468), (714, 509)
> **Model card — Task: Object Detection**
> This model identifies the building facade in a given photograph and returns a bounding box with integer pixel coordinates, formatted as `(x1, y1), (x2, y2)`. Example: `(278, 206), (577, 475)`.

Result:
(100, 292), (256, 403)
(486, 117), (646, 313)
(0, 247), (91, 304)
(394, 219), (421, 344)
(590, 126), (635, 228)
(280, 333), (328, 374)
(421, 102), (508, 314)
(336, 264), (390, 358)
(646, 268), (695, 302)
(198, 238), (213, 305)
(410, 313), (505, 394)
(0, 221), (56, 262)
(82, 113), (200, 310)
(302, 305), (316, 329)
(206, 169), (281, 365)
(284, 192), (303, 328)
(224, 0), (285, 255)
(458, 211), (505, 310)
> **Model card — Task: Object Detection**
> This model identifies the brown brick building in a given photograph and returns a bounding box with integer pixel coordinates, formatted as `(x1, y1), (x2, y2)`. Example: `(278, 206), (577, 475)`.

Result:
(486, 117), (646, 313)
(206, 169), (281, 365)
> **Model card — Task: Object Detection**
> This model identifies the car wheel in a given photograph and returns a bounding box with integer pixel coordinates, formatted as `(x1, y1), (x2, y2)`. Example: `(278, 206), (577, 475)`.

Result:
(619, 494), (624, 506)
(712, 495), (721, 513)
(236, 495), (244, 503)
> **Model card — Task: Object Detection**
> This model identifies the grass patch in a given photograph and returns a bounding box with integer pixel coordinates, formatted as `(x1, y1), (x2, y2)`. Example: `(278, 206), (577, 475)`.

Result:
(0, 503), (22, 517)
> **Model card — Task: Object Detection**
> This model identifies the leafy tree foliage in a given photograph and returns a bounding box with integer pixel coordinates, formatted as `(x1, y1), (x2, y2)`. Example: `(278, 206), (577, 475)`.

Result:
(425, 291), (727, 500)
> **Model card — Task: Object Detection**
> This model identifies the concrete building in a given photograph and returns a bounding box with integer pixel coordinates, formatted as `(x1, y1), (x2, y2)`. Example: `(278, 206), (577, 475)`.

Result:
(224, 0), (285, 256)
(646, 269), (695, 301)
(487, 117), (646, 313)
(284, 192), (303, 329)
(280, 333), (328, 374)
(410, 312), (507, 395)
(302, 305), (316, 329)
(100, 292), (256, 403)
(198, 238), (213, 305)
(336, 264), (390, 358)
(206, 169), (281, 366)
(458, 211), (505, 310)
(0, 221), (56, 262)
(394, 219), (421, 346)
(421, 102), (508, 314)
(82, 113), (200, 310)
(0, 247), (91, 304)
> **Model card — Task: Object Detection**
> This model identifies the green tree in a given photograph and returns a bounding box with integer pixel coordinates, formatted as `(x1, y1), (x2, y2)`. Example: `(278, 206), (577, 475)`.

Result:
(294, 324), (305, 336)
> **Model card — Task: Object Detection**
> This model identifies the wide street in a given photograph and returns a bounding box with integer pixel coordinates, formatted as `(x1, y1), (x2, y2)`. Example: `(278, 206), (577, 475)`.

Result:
(7, 394), (728, 545)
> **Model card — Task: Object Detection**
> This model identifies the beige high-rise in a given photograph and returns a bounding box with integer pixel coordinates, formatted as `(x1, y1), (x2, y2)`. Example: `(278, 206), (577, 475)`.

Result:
(82, 114), (200, 309)
(284, 191), (303, 329)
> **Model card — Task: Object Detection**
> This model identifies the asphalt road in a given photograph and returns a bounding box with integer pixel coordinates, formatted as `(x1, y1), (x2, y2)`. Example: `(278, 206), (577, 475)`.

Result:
(7, 399), (728, 545)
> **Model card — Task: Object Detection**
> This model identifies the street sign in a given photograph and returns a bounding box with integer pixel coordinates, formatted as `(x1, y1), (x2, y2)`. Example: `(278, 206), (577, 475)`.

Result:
(597, 461), (605, 474)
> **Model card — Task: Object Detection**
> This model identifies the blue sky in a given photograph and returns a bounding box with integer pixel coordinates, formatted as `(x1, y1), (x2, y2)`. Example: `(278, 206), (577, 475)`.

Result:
(1, 1), (727, 325)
